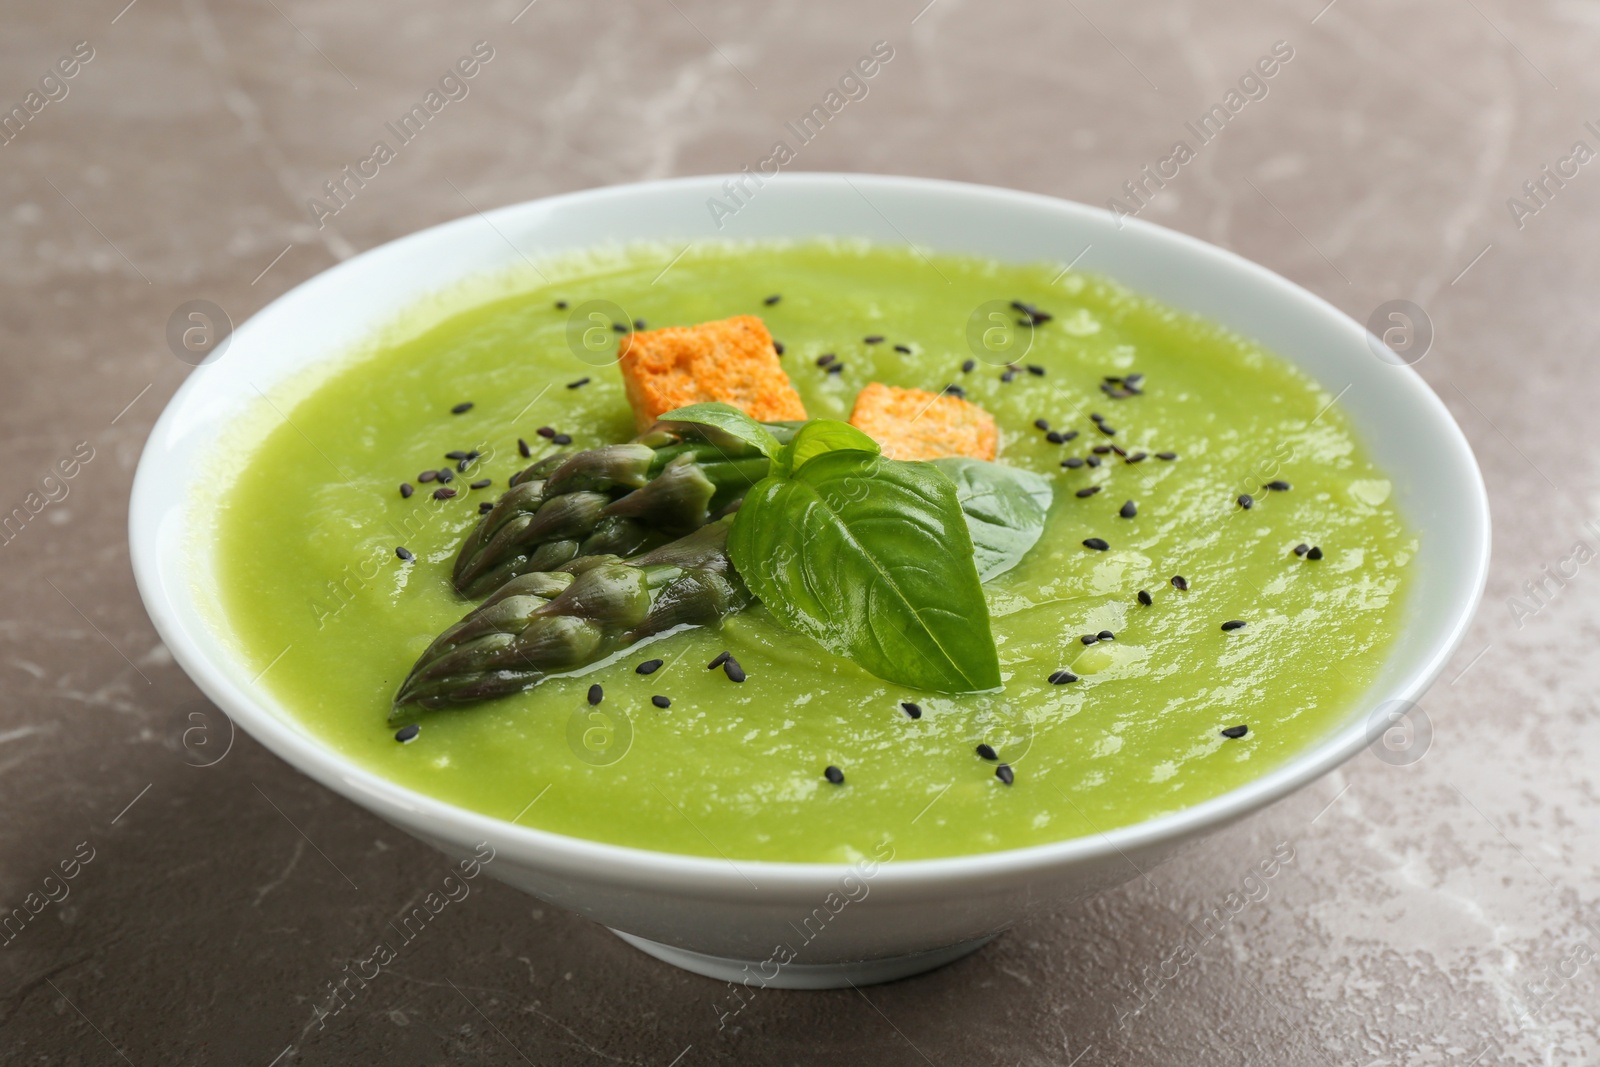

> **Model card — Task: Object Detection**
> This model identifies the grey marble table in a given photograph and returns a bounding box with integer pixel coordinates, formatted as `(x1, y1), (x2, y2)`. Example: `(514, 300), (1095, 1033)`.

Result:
(1, 0), (1595, 1063)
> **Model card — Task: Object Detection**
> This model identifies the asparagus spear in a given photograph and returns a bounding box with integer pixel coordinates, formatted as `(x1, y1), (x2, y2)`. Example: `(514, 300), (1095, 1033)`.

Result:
(395, 518), (751, 712)
(451, 425), (792, 599)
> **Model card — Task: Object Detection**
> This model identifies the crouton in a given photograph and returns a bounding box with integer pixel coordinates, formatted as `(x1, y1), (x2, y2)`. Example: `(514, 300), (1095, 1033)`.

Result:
(848, 382), (999, 462)
(617, 315), (807, 431)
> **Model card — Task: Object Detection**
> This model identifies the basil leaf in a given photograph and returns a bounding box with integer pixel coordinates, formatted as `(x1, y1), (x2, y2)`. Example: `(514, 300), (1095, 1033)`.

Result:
(657, 402), (783, 458)
(932, 457), (1054, 582)
(729, 450), (1001, 693)
(782, 419), (880, 475)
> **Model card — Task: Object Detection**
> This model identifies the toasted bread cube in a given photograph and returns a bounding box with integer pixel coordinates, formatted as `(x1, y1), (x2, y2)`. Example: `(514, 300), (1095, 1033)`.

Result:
(848, 383), (998, 462)
(617, 315), (807, 431)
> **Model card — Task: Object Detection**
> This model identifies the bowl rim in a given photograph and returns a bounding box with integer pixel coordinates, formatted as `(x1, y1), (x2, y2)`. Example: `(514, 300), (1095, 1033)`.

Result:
(129, 171), (1491, 895)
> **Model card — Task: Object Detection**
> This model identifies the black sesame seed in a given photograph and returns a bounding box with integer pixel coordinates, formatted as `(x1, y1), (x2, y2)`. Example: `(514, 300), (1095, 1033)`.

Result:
(764, 294), (782, 305)
(1221, 724), (1249, 739)
(707, 651), (730, 669)
(1264, 480), (1291, 492)
(816, 353), (836, 367)
(1061, 430), (1080, 442)
(773, 341), (785, 355)
(976, 743), (998, 761)
(824, 765), (845, 784)
(396, 546), (414, 561)
(467, 450), (481, 460)
(568, 377), (591, 389)
(1086, 455), (1102, 468)
(1081, 634), (1098, 645)
(394, 723), (420, 743)
(1076, 487), (1101, 498)
(1125, 373), (1144, 386)
(1047, 431), (1065, 444)
(479, 501), (494, 514)
(1027, 365), (1045, 376)
(1062, 457), (1084, 469)
(433, 487), (457, 500)
(456, 458), (471, 473)
(1110, 444), (1128, 458)
(1293, 543), (1310, 556)
(418, 470), (437, 483)
(1238, 494), (1254, 510)
(1306, 546), (1324, 560)
(587, 683), (603, 706)
(1221, 620), (1247, 631)
(451, 402), (474, 414)
(1034, 418), (1051, 431)
(471, 478), (492, 490)
(1001, 369), (1017, 383)
(894, 344), (912, 354)
(446, 450), (469, 461)
(1119, 500), (1137, 518)
(864, 335), (884, 344)
(517, 438), (532, 458)
(633, 319), (646, 330)
(901, 701), (922, 719)
(1098, 424), (1117, 436)
(537, 426), (556, 439)
(826, 364), (843, 375)
(944, 384), (966, 398)
(555, 300), (568, 310)
(637, 658), (663, 675)
(436, 469), (454, 483)
(611, 323), (627, 334)
(400, 482), (414, 498)
(1137, 589), (1153, 606)
(1092, 445), (1111, 455)
(1156, 451), (1178, 461)
(1083, 537), (1109, 551)
(723, 658), (746, 683)
(652, 695), (671, 709)
(961, 359), (976, 373)
(995, 763), (1015, 785)
(1049, 670), (1078, 684)
(1091, 413), (1105, 423)
(1172, 575), (1189, 591)
(1098, 630), (1115, 642)
(552, 433), (573, 445)
(1126, 452), (1147, 463)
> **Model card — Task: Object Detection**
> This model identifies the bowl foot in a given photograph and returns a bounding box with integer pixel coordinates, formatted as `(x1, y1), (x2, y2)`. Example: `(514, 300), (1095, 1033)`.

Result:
(609, 930), (996, 988)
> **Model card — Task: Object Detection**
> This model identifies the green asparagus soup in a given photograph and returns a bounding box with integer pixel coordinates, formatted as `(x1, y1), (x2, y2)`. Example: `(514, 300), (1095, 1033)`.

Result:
(213, 240), (1412, 862)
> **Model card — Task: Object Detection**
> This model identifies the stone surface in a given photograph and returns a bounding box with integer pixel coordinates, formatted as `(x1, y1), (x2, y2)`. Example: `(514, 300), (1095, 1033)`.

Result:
(1, 0), (1597, 1063)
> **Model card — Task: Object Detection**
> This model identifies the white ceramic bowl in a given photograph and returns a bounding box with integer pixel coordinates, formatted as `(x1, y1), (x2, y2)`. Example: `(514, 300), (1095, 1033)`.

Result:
(130, 174), (1489, 988)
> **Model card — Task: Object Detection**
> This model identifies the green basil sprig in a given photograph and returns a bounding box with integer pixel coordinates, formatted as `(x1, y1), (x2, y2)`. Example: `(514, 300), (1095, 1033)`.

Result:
(665, 404), (1005, 693)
